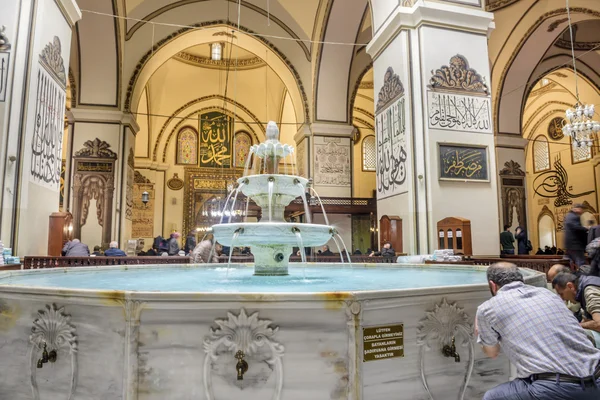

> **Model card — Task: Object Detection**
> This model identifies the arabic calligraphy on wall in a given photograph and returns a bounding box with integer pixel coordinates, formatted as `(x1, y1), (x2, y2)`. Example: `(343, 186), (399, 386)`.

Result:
(427, 92), (492, 134)
(313, 137), (351, 187)
(199, 111), (232, 167)
(438, 145), (489, 181)
(376, 97), (408, 199)
(30, 66), (66, 190)
(533, 156), (594, 208)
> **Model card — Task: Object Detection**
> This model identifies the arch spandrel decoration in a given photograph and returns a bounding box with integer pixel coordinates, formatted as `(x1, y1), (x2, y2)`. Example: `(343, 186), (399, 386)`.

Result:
(429, 55), (489, 95)
(176, 126), (199, 165)
(233, 131), (253, 168)
(376, 67), (405, 113)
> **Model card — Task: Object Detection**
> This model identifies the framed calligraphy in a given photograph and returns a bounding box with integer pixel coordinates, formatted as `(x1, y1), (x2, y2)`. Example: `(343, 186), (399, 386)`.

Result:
(427, 92), (492, 134)
(438, 144), (489, 182)
(313, 136), (351, 187)
(199, 112), (232, 167)
(376, 97), (409, 199)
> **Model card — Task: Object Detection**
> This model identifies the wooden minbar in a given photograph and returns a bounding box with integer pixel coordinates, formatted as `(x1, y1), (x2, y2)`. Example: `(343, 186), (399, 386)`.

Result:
(437, 217), (472, 256)
(48, 212), (74, 256)
(379, 215), (403, 254)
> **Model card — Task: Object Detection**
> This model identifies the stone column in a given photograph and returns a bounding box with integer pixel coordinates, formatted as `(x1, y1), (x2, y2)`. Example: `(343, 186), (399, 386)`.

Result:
(309, 123), (354, 250)
(367, 0), (500, 255)
(68, 109), (139, 248)
(0, 0), (81, 255)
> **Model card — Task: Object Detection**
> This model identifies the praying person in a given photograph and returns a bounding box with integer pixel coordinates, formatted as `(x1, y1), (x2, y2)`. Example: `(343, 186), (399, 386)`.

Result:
(476, 262), (600, 399)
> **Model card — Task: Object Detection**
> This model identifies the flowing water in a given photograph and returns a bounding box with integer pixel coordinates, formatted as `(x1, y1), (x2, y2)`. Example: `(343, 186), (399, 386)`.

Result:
(293, 229), (307, 279)
(334, 233), (353, 266)
(297, 181), (312, 224)
(309, 188), (329, 225)
(268, 179), (274, 222)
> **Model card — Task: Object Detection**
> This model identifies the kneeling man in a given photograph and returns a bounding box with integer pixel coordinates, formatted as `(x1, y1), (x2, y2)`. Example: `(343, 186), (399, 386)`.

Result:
(476, 263), (600, 400)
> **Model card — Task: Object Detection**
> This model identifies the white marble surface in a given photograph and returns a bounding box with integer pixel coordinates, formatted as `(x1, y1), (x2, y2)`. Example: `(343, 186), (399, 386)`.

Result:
(0, 265), (547, 399)
(212, 222), (334, 247)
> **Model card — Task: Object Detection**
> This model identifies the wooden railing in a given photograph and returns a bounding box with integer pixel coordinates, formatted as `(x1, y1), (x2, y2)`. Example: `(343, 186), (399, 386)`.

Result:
(20, 254), (570, 278)
(23, 256), (191, 269)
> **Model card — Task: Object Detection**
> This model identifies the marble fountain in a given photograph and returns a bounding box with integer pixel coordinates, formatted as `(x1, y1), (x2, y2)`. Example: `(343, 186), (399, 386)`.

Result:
(0, 122), (547, 400)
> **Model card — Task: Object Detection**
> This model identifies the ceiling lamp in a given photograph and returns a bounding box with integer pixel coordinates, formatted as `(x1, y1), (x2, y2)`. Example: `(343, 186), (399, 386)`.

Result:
(211, 43), (222, 61)
(562, 105), (598, 148)
(562, 0), (597, 148)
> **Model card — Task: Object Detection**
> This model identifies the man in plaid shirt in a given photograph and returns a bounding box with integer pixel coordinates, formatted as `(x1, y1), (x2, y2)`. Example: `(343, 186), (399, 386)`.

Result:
(476, 263), (600, 399)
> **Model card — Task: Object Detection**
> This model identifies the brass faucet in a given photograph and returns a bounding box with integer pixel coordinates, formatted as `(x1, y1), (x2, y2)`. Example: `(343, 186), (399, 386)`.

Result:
(37, 342), (57, 369)
(442, 336), (460, 362)
(235, 350), (248, 380)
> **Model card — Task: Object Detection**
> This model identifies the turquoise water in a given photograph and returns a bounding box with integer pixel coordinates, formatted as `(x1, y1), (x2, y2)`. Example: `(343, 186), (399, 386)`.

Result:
(0, 266), (487, 292)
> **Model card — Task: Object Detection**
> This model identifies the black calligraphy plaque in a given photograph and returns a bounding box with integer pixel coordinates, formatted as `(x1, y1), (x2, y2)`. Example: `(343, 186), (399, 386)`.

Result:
(363, 324), (404, 362)
(439, 144), (488, 181)
(199, 111), (232, 168)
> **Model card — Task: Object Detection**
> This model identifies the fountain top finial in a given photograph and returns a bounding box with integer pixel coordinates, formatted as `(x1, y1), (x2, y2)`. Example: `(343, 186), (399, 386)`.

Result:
(266, 121), (279, 141)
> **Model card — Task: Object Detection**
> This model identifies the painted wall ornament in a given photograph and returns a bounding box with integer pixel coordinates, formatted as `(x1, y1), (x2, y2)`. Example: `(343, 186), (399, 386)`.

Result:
(376, 67), (405, 113)
(548, 117), (565, 141)
(134, 171), (151, 184)
(203, 308), (285, 400)
(499, 160), (525, 176)
(167, 173), (184, 190)
(430, 55), (488, 95)
(74, 138), (117, 159)
(39, 36), (66, 88)
(29, 303), (78, 400)
(417, 298), (474, 400)
(533, 156), (594, 207)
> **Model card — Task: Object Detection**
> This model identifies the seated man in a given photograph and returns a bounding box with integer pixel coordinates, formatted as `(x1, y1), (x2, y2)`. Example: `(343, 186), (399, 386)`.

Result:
(104, 241), (127, 257)
(369, 242), (395, 258)
(62, 239), (90, 256)
(553, 272), (600, 349)
(321, 245), (334, 256)
(477, 262), (600, 399)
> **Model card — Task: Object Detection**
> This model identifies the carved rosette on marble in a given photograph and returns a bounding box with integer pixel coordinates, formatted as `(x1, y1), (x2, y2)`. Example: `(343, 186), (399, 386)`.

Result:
(416, 298), (474, 400)
(29, 304), (78, 400)
(203, 308), (285, 400)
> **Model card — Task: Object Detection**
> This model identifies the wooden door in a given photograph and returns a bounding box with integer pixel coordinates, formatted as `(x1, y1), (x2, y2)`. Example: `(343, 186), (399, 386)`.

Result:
(379, 215), (403, 254)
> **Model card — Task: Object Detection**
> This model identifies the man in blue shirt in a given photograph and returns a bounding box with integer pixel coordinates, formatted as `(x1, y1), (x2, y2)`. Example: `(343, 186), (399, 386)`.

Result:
(476, 262), (600, 399)
(104, 241), (126, 257)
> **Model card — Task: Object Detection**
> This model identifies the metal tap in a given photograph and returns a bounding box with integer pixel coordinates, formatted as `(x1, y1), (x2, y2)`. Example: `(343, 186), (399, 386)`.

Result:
(37, 342), (57, 368)
(442, 336), (460, 362)
(235, 350), (248, 380)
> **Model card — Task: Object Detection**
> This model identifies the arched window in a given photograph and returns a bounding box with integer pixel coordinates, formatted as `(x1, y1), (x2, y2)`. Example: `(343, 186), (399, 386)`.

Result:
(533, 135), (550, 172)
(362, 135), (376, 171)
(233, 131), (252, 168)
(176, 126), (198, 165)
(571, 137), (592, 164)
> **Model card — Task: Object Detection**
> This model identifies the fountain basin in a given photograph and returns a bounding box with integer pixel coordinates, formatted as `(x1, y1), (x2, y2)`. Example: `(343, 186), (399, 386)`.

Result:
(0, 264), (546, 399)
(211, 222), (333, 247)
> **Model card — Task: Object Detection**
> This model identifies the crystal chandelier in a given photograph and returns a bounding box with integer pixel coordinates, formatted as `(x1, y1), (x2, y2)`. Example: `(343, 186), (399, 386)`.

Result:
(562, 104), (598, 148)
(562, 1), (598, 149)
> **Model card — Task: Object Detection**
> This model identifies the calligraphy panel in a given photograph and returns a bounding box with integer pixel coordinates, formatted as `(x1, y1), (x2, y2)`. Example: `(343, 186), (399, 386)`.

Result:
(176, 126), (198, 165)
(199, 111), (232, 167)
(233, 131), (252, 167)
(427, 92), (492, 134)
(132, 183), (154, 238)
(438, 144), (489, 181)
(376, 97), (409, 199)
(0, 52), (9, 102)
(314, 136), (351, 187)
(29, 65), (66, 189)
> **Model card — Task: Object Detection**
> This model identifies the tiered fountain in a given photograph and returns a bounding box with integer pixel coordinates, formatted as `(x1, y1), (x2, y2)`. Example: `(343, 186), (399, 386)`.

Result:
(212, 121), (346, 275)
(0, 122), (547, 400)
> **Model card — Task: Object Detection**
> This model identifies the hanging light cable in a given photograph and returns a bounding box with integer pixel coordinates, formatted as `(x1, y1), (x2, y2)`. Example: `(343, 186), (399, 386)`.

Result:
(562, 0), (597, 148)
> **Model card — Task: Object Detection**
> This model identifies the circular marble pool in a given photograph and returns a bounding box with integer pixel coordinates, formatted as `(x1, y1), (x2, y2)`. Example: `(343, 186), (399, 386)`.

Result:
(0, 264), (546, 400)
